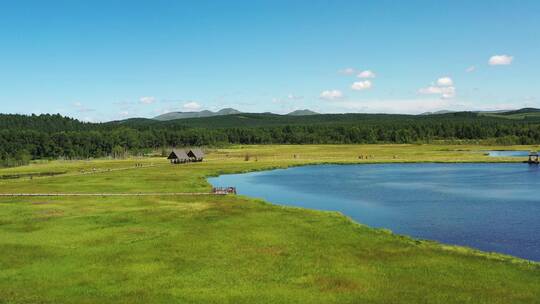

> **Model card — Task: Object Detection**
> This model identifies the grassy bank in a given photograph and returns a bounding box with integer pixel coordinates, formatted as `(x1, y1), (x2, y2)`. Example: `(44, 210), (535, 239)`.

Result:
(0, 145), (539, 303)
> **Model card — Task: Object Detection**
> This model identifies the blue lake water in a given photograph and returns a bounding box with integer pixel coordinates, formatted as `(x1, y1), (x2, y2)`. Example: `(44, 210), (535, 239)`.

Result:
(487, 150), (530, 157)
(209, 163), (540, 261)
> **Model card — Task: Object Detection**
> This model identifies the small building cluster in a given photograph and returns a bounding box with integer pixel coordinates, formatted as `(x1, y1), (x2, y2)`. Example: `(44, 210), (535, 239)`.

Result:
(212, 187), (237, 194)
(167, 148), (205, 164)
(527, 151), (539, 164)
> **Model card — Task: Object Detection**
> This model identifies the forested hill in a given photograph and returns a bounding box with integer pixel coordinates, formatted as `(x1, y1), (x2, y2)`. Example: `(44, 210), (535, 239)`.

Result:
(0, 113), (91, 132)
(2, 110), (540, 166)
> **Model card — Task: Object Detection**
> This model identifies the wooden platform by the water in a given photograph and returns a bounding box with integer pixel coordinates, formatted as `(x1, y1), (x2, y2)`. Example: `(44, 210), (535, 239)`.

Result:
(525, 152), (539, 164)
(211, 187), (237, 195)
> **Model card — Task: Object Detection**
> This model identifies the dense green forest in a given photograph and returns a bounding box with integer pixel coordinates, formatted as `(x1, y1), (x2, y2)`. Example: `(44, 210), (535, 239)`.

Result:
(2, 111), (540, 166)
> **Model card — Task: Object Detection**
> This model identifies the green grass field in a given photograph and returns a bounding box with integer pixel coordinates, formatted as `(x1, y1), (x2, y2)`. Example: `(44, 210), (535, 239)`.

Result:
(1, 145), (539, 303)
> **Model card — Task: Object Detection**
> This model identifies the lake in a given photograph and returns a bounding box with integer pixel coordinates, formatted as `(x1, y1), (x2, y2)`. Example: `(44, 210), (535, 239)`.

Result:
(209, 163), (540, 261)
(488, 150), (530, 157)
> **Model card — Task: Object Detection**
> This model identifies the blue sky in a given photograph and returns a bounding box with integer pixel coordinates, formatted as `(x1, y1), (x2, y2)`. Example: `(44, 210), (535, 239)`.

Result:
(0, 0), (539, 121)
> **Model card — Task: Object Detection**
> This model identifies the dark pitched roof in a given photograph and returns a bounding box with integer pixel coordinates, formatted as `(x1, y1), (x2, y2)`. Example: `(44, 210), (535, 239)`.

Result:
(189, 148), (205, 159)
(168, 149), (190, 160)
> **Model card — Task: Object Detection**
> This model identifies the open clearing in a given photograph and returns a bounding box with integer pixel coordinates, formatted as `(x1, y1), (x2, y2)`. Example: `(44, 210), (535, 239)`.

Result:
(0, 193), (221, 197)
(1, 145), (539, 303)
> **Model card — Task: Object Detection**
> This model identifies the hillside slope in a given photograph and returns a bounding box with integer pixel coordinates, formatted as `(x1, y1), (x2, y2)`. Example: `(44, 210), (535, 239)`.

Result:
(154, 108), (241, 121)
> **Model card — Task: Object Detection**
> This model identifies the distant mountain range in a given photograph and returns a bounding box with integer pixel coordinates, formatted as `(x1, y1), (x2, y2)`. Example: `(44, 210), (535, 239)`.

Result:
(151, 107), (540, 122)
(154, 108), (242, 121)
(154, 108), (319, 121)
(286, 109), (319, 116)
(418, 109), (537, 116)
(418, 110), (456, 115)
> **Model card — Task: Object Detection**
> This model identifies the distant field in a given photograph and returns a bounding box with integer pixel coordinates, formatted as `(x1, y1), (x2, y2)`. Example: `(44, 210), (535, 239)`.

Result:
(0, 145), (539, 303)
(480, 108), (540, 120)
(483, 112), (540, 120)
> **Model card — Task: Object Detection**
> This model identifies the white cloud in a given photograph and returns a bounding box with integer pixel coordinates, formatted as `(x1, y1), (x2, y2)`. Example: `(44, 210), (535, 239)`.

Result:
(351, 80), (373, 91)
(419, 86), (456, 99)
(73, 101), (95, 113)
(320, 90), (344, 101)
(119, 111), (129, 117)
(139, 96), (156, 104)
(357, 70), (376, 78)
(339, 67), (356, 75)
(183, 101), (202, 111)
(436, 77), (453, 86)
(419, 76), (456, 99)
(418, 86), (442, 95)
(489, 55), (513, 66)
(466, 66), (476, 73)
(440, 88), (456, 99)
(287, 93), (304, 100)
(273, 94), (304, 104)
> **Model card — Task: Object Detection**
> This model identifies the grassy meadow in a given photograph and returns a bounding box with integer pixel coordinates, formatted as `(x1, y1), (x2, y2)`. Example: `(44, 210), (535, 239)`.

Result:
(1, 144), (539, 303)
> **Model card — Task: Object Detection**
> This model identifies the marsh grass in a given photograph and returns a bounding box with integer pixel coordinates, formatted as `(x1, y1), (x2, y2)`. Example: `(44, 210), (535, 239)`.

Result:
(0, 145), (539, 303)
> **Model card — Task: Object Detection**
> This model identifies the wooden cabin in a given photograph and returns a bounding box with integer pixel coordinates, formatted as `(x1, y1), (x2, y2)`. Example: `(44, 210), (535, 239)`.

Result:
(167, 149), (190, 164)
(187, 148), (204, 162)
(167, 148), (205, 164)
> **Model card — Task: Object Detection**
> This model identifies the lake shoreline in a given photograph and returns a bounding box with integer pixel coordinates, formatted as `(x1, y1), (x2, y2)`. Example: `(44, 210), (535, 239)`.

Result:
(2, 144), (540, 302)
(208, 161), (540, 264)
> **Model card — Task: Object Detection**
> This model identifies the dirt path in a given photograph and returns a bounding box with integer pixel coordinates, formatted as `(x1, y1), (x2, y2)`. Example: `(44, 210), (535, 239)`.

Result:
(76, 164), (159, 176)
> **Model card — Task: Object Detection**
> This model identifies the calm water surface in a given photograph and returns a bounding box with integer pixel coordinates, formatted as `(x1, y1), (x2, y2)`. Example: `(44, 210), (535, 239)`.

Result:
(488, 150), (530, 157)
(209, 163), (540, 261)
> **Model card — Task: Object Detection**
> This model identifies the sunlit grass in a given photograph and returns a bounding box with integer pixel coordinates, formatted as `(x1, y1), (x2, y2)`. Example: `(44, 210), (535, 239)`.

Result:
(0, 144), (539, 303)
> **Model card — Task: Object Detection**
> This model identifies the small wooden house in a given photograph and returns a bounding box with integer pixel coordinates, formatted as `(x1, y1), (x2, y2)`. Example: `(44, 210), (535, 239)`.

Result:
(187, 148), (204, 162)
(167, 148), (205, 164)
(167, 149), (190, 164)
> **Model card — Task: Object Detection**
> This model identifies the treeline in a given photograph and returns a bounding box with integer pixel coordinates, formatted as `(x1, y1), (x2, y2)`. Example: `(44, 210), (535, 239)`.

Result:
(1, 113), (540, 167)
